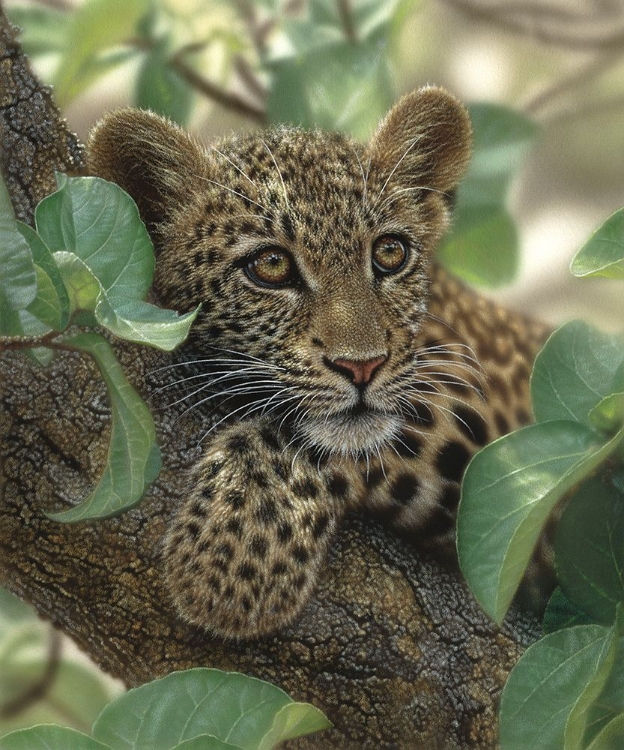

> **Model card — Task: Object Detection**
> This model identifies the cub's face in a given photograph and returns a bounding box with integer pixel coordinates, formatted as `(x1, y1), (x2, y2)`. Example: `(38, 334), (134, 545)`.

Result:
(88, 87), (472, 457)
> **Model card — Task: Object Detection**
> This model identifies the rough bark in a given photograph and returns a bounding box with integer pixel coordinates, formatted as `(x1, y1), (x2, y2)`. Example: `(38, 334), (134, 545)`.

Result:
(0, 8), (539, 748)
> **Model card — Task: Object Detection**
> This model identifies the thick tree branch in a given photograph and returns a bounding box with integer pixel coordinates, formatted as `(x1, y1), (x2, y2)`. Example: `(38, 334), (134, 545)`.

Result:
(0, 7), (540, 748)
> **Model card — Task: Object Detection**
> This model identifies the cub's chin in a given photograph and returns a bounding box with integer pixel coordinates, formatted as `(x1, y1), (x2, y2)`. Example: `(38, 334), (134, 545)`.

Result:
(296, 409), (402, 458)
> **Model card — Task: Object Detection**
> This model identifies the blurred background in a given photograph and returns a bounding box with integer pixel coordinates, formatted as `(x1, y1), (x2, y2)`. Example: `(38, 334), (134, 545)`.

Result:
(1, 0), (623, 737)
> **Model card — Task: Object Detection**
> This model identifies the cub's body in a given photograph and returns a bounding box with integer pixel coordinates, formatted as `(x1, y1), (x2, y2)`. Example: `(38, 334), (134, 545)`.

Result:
(89, 87), (547, 638)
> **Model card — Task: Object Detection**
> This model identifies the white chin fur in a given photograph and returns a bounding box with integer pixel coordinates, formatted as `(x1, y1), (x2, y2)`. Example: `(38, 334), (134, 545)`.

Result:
(297, 412), (402, 458)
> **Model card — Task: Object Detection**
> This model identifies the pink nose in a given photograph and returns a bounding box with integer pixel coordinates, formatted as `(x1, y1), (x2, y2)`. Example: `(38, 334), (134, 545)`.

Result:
(331, 355), (387, 385)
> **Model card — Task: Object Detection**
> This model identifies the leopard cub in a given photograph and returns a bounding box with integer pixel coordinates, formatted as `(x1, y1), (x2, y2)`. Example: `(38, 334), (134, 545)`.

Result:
(88, 87), (547, 639)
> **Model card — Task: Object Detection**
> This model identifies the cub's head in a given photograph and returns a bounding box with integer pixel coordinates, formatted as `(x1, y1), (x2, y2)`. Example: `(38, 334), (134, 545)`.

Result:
(88, 87), (472, 457)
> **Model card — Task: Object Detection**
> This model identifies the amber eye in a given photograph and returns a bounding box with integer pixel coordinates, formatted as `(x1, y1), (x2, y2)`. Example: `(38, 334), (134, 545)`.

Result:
(372, 234), (409, 276)
(244, 247), (297, 288)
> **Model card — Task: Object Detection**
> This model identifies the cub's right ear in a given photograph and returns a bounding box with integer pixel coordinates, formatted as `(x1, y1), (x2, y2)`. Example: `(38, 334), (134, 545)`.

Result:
(87, 109), (207, 235)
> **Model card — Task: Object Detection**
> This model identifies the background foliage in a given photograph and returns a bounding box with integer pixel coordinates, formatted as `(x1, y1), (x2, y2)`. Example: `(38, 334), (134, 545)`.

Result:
(2, 0), (624, 748)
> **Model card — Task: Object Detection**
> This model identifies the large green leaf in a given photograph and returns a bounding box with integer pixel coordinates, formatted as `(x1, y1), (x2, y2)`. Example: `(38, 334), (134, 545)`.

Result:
(585, 713), (624, 750)
(531, 321), (624, 427)
(0, 726), (110, 750)
(571, 208), (624, 280)
(36, 175), (154, 303)
(0, 173), (37, 334)
(499, 624), (616, 750)
(52, 0), (149, 107)
(54, 252), (198, 351)
(172, 738), (242, 750)
(46, 332), (161, 522)
(543, 587), (595, 635)
(267, 33), (393, 138)
(457, 420), (624, 623)
(556, 479), (624, 624)
(92, 668), (330, 750)
(438, 104), (537, 287)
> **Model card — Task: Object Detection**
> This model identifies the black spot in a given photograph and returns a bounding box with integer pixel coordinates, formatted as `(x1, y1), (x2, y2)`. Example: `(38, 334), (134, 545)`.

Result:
(277, 522), (293, 544)
(180, 551), (192, 567)
(228, 321), (244, 335)
(271, 561), (288, 576)
(312, 512), (331, 540)
(205, 461), (224, 479)
(254, 498), (278, 525)
(197, 539), (210, 553)
(206, 324), (222, 339)
(228, 434), (250, 453)
(411, 402), (435, 426)
(237, 562), (257, 581)
(207, 575), (221, 594)
(224, 584), (234, 598)
(294, 573), (307, 590)
(241, 596), (252, 613)
(395, 431), (423, 458)
(365, 467), (385, 488)
(418, 508), (455, 538)
(453, 406), (489, 446)
(249, 535), (268, 559)
(439, 484), (460, 511)
(252, 471), (269, 489)
(186, 521), (201, 540)
(273, 461), (287, 480)
(437, 442), (471, 483)
(292, 544), (309, 564)
(225, 517), (243, 539)
(291, 478), (318, 499)
(390, 474), (420, 505)
(190, 500), (208, 518)
(495, 412), (510, 436)
(280, 212), (296, 242)
(260, 427), (281, 451)
(516, 407), (531, 425)
(225, 491), (245, 510)
(328, 473), (348, 497)
(214, 542), (233, 560)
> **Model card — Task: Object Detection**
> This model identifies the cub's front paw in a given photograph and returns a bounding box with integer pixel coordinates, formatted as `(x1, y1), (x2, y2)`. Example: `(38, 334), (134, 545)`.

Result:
(162, 424), (341, 639)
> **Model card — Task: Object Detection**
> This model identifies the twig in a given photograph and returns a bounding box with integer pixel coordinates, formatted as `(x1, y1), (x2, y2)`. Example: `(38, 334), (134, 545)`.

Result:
(337, 0), (357, 43)
(29, 0), (72, 11)
(0, 627), (62, 718)
(438, 0), (624, 50)
(523, 51), (622, 117)
(169, 44), (267, 124)
(234, 55), (268, 103)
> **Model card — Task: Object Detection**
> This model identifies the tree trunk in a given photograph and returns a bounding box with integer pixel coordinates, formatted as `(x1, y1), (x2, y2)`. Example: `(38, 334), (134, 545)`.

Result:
(0, 8), (539, 748)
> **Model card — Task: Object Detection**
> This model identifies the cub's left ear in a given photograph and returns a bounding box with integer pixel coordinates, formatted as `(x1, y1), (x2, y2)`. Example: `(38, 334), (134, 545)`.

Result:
(368, 86), (472, 193)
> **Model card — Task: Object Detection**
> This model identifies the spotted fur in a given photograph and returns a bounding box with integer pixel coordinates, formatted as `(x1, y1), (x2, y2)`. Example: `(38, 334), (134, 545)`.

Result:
(88, 87), (549, 639)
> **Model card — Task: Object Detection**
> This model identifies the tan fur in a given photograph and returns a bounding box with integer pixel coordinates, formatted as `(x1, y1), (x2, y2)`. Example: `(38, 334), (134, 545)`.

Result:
(88, 87), (548, 639)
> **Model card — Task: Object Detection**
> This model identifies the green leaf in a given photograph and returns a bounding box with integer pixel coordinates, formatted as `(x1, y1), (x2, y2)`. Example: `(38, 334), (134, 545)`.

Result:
(0, 173), (37, 328)
(499, 624), (615, 750)
(0, 725), (110, 750)
(556, 479), (624, 624)
(53, 0), (149, 107)
(46, 332), (160, 522)
(438, 104), (537, 287)
(136, 38), (194, 125)
(531, 321), (624, 427)
(585, 713), (624, 750)
(436, 204), (518, 287)
(92, 668), (329, 750)
(53, 252), (101, 319)
(6, 6), (69, 56)
(95, 298), (199, 352)
(36, 175), (155, 303)
(267, 33), (393, 138)
(543, 587), (595, 635)
(457, 420), (624, 623)
(257, 702), (332, 750)
(571, 208), (624, 279)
